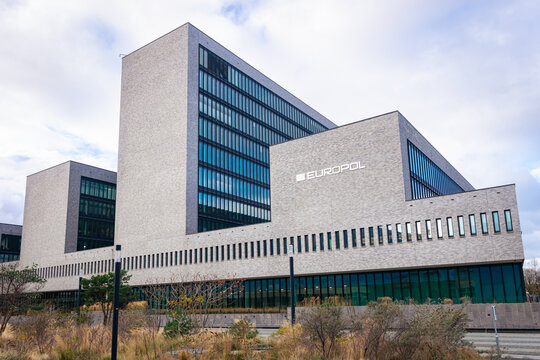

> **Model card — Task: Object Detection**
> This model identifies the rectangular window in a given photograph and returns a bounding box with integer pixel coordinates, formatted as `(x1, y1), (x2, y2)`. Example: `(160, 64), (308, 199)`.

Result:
(386, 225), (392, 244)
(481, 213), (488, 234)
(406, 222), (412, 242)
(227, 244), (230, 260)
(210, 247), (214, 262)
(205, 248), (208, 263)
(263, 240), (267, 256)
(360, 228), (366, 247)
(492, 211), (500, 233)
(245, 243), (248, 258)
(221, 245), (224, 261)
(283, 238), (287, 254)
(297, 236), (302, 253)
(335, 231), (340, 249)
(189, 250), (192, 264)
(233, 244), (236, 259)
(377, 226), (383, 245)
(351, 229), (357, 248)
(152, 254), (155, 267)
(305, 235), (309, 252)
(270, 239), (274, 256)
(251, 241), (255, 258)
(396, 224), (402, 243)
(276, 238), (281, 255)
(447, 217), (454, 237)
(504, 210), (513, 231)
(469, 214), (477, 235)
(436, 218), (443, 238)
(457, 216), (465, 236)
(416, 221), (422, 240)
(327, 232), (332, 250)
(425, 220), (432, 239)
(312, 234), (317, 251)
(257, 241), (260, 257)
(237, 244), (241, 259)
(343, 230), (348, 248)
(368, 227), (374, 246)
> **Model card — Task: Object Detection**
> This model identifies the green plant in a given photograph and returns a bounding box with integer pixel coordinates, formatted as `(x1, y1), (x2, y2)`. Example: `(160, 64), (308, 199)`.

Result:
(164, 307), (194, 337)
(228, 318), (258, 340)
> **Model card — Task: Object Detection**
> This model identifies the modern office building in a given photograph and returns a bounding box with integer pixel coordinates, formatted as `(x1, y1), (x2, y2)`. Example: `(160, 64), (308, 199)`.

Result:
(11, 23), (525, 307)
(0, 223), (22, 263)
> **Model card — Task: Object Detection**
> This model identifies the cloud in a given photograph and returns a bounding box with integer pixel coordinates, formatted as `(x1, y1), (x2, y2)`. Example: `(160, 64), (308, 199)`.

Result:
(1, 0), (540, 260)
(531, 168), (540, 184)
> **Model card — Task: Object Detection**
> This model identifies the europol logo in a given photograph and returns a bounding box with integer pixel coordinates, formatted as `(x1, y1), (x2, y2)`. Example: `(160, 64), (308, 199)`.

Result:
(296, 161), (365, 182)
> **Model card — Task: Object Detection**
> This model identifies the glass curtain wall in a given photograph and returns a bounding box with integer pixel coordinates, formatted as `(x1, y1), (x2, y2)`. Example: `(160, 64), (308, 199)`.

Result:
(0, 234), (21, 262)
(198, 46), (329, 232)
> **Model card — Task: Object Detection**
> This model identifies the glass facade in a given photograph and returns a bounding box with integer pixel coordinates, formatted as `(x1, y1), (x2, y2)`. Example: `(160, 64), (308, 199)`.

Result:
(407, 141), (464, 200)
(77, 177), (116, 251)
(0, 233), (21, 263)
(198, 46), (329, 232)
(42, 262), (525, 310)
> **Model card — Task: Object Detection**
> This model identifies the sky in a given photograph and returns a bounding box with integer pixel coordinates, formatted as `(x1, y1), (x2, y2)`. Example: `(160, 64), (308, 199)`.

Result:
(0, 0), (539, 262)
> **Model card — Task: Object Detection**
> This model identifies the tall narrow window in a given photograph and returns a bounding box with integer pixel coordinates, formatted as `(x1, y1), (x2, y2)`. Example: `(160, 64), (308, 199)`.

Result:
(305, 235), (309, 252)
(504, 210), (513, 231)
(447, 217), (454, 237)
(351, 229), (357, 248)
(327, 232), (332, 250)
(227, 245), (230, 260)
(312, 234), (317, 252)
(360, 228), (366, 247)
(415, 221), (422, 240)
(276, 238), (280, 255)
(425, 220), (432, 239)
(386, 225), (393, 244)
(283, 238), (287, 254)
(368, 227), (374, 246)
(396, 223), (402, 243)
(406, 222), (412, 242)
(480, 213), (488, 234)
(297, 236), (302, 253)
(270, 239), (274, 256)
(251, 241), (255, 258)
(263, 240), (267, 256)
(377, 226), (383, 245)
(319, 233), (324, 251)
(343, 230), (348, 249)
(233, 244), (236, 259)
(436, 218), (443, 238)
(469, 214), (477, 235)
(335, 231), (340, 249)
(457, 216), (465, 236)
(492, 211), (500, 233)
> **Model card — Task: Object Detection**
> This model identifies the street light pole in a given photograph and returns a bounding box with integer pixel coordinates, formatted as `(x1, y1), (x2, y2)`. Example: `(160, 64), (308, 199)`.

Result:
(111, 245), (121, 360)
(492, 304), (501, 359)
(288, 243), (295, 325)
(77, 268), (83, 314)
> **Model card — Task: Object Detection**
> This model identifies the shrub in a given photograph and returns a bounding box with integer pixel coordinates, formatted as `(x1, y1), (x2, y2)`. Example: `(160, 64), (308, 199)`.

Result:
(228, 318), (258, 340)
(164, 307), (194, 338)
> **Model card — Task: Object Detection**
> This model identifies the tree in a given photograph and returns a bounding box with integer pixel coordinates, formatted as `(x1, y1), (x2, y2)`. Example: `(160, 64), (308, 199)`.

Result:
(81, 270), (133, 325)
(0, 263), (45, 334)
(524, 260), (540, 299)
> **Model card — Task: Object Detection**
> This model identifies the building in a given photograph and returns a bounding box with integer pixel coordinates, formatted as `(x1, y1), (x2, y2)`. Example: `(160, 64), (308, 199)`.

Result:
(13, 23), (525, 307)
(0, 223), (22, 263)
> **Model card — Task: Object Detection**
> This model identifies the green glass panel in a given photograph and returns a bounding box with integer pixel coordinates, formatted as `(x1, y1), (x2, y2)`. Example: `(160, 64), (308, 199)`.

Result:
(480, 266), (493, 303)
(491, 265), (505, 303)
(392, 272), (402, 301)
(409, 271), (420, 303)
(513, 264), (524, 302)
(401, 271), (411, 302)
(429, 269), (440, 301)
(448, 268), (459, 302)
(374, 273), (384, 300)
(502, 264), (517, 302)
(458, 267), (471, 300)
(439, 268), (450, 300)
(419, 270), (430, 302)
(350, 274), (359, 306)
(366, 273), (376, 302)
(469, 267), (482, 303)
(359, 274), (368, 305)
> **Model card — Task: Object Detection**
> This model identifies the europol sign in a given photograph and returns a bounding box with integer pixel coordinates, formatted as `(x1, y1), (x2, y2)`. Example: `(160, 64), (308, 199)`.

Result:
(296, 161), (366, 182)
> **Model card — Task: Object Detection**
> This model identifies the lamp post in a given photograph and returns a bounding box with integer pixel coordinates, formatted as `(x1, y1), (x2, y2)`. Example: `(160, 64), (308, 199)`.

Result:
(111, 245), (121, 360)
(288, 243), (295, 325)
(77, 268), (83, 314)
(492, 305), (501, 359)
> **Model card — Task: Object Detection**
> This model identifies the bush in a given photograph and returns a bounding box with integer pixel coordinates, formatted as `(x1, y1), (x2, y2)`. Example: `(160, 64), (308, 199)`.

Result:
(164, 307), (194, 338)
(228, 318), (258, 340)
(13, 310), (55, 354)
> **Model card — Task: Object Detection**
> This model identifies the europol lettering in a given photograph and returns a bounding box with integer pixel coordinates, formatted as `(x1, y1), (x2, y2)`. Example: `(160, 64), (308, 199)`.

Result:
(296, 161), (365, 182)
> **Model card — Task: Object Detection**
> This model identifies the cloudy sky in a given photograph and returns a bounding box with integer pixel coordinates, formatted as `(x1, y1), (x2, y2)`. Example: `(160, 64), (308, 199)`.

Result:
(1, 0), (539, 261)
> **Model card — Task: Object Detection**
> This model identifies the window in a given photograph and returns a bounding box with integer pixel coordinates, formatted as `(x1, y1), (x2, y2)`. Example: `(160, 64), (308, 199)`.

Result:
(237, 244), (241, 259)
(189, 250), (192, 264)
(447, 217), (454, 237)
(251, 242), (255, 258)
(227, 244), (231, 260)
(283, 238), (287, 254)
(492, 211), (500, 233)
(257, 241), (260, 257)
(216, 246), (219, 262)
(368, 227), (374, 246)
(343, 230), (348, 248)
(386, 225), (392, 244)
(335, 231), (340, 249)
(457, 216), (465, 236)
(480, 213), (488, 234)
(276, 238), (280, 255)
(319, 233), (324, 251)
(377, 226), (383, 245)
(406, 222), (412, 242)
(263, 240), (267, 256)
(233, 244), (236, 259)
(270, 239), (274, 256)
(360, 228), (366, 247)
(504, 210), (513, 231)
(304, 235), (309, 252)
(469, 214), (477, 235)
(297, 236), (302, 253)
(416, 221), (422, 240)
(351, 229), (357, 248)
(221, 245), (224, 261)
(312, 234), (317, 251)
(396, 224), (402, 243)
(425, 220), (432, 239)
(210, 247), (214, 261)
(436, 218), (443, 238)
(327, 232), (332, 250)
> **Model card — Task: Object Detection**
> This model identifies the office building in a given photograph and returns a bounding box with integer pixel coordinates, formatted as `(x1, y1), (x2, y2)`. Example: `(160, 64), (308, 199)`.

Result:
(0, 223), (22, 263)
(11, 24), (525, 307)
